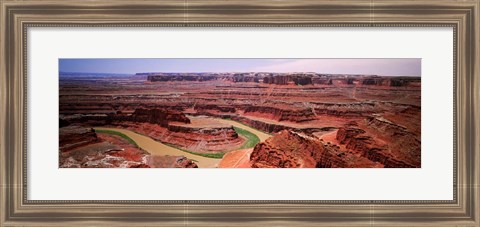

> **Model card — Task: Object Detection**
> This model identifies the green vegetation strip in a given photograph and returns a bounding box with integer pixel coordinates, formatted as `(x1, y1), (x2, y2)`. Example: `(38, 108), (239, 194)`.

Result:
(95, 129), (139, 147)
(234, 126), (260, 149)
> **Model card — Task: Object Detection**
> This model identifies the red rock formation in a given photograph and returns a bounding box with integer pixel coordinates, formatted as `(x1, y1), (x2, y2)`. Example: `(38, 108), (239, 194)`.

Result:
(65, 108), (192, 127)
(359, 76), (421, 87)
(230, 115), (294, 133)
(336, 127), (366, 144)
(310, 102), (376, 117)
(312, 77), (333, 85)
(218, 148), (254, 168)
(59, 126), (99, 152)
(59, 129), (151, 168)
(63, 108), (245, 154)
(59, 135), (150, 168)
(292, 76), (312, 85)
(59, 118), (71, 127)
(336, 124), (419, 168)
(232, 74), (260, 83)
(262, 74), (314, 85)
(147, 74), (218, 82)
(365, 116), (421, 167)
(59, 72), (422, 168)
(59, 129), (198, 168)
(263, 75), (290, 85)
(113, 122), (244, 153)
(361, 77), (386, 86)
(250, 130), (379, 168)
(143, 72), (420, 87)
(243, 106), (316, 122)
(130, 108), (190, 127)
(194, 104), (236, 113)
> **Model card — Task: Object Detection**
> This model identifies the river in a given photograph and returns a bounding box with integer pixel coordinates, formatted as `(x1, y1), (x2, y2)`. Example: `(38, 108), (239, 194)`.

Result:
(94, 118), (271, 168)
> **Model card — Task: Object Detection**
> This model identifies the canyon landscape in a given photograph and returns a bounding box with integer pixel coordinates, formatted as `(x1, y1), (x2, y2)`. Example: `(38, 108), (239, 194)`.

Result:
(59, 59), (421, 168)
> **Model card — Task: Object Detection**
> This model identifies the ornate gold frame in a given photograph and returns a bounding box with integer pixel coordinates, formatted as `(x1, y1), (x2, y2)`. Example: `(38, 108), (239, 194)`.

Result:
(1, 0), (479, 226)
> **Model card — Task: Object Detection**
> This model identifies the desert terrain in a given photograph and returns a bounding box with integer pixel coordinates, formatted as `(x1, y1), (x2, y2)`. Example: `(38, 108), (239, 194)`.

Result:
(59, 72), (421, 168)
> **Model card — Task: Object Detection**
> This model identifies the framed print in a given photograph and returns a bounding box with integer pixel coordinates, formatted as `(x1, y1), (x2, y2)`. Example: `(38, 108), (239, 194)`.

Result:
(1, 0), (479, 226)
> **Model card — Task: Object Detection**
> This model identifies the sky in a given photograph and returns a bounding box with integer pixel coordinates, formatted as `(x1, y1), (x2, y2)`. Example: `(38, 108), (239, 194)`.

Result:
(59, 58), (421, 77)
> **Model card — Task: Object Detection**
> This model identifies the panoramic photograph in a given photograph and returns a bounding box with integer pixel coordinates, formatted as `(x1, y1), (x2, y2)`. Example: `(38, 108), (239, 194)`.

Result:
(59, 59), (421, 168)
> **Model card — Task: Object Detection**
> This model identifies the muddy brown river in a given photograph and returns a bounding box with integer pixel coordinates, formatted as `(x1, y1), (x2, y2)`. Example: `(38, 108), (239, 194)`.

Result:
(94, 118), (271, 168)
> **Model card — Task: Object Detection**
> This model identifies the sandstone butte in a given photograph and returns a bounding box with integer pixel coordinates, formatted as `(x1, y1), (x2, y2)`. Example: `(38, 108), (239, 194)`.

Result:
(219, 130), (382, 168)
(59, 126), (197, 168)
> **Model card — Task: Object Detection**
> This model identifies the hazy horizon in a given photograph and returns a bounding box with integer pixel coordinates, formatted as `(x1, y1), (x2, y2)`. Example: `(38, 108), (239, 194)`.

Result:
(59, 58), (421, 77)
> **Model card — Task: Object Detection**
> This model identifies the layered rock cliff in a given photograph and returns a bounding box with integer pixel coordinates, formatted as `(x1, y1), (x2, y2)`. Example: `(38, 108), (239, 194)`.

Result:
(249, 130), (379, 168)
(59, 126), (198, 168)
(146, 155), (198, 168)
(336, 120), (420, 168)
(59, 126), (99, 152)
(144, 73), (420, 88)
(244, 106), (316, 122)
(147, 74), (218, 82)
(129, 108), (191, 127)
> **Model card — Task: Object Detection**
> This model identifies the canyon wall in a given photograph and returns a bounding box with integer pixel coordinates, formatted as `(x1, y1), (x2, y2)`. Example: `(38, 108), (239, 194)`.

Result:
(249, 130), (380, 168)
(60, 72), (421, 168)
(59, 126), (198, 168)
(129, 108), (191, 126)
(59, 126), (99, 152)
(336, 118), (420, 168)
(145, 73), (421, 88)
(243, 106), (316, 122)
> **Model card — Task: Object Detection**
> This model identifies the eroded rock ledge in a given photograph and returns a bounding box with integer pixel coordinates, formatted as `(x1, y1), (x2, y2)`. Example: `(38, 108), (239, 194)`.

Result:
(145, 73), (421, 87)
(59, 125), (198, 168)
(336, 118), (420, 168)
(249, 130), (380, 168)
(65, 108), (244, 153)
